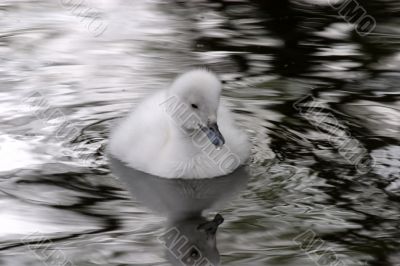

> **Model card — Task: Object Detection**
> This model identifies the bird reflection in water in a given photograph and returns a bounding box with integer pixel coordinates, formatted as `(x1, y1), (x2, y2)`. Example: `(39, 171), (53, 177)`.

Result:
(109, 155), (249, 266)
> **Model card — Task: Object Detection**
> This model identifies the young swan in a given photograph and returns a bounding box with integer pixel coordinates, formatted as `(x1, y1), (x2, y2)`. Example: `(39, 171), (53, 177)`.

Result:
(109, 70), (250, 179)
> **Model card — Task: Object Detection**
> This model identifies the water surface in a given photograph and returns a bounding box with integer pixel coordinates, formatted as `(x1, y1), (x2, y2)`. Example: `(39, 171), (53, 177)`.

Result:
(1, 0), (400, 265)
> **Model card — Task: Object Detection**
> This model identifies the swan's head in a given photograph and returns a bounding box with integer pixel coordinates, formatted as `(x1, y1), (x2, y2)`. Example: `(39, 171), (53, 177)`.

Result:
(163, 214), (224, 266)
(167, 69), (225, 147)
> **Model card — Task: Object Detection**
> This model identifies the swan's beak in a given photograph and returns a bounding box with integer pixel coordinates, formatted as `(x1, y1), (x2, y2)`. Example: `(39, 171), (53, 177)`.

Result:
(202, 122), (225, 148)
(197, 214), (224, 236)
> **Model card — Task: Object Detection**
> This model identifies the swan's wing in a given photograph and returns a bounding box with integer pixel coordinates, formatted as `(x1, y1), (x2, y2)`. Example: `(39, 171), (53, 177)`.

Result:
(108, 92), (170, 171)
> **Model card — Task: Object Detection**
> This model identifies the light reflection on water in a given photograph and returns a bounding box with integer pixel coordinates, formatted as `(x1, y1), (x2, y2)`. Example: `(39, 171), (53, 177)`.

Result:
(0, 0), (400, 265)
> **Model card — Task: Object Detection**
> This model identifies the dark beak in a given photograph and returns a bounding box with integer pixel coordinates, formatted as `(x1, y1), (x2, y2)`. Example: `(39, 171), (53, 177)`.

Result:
(202, 122), (225, 147)
(197, 214), (225, 236)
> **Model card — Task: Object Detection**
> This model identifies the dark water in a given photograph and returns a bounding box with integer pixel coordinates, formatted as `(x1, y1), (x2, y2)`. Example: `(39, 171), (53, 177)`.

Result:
(1, 0), (400, 265)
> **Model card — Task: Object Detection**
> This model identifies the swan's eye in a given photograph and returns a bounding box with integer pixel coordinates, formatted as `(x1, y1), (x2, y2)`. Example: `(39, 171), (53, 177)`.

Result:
(191, 104), (198, 109)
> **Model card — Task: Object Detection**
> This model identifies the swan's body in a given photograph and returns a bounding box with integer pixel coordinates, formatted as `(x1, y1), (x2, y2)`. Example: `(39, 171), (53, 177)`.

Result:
(109, 70), (250, 179)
